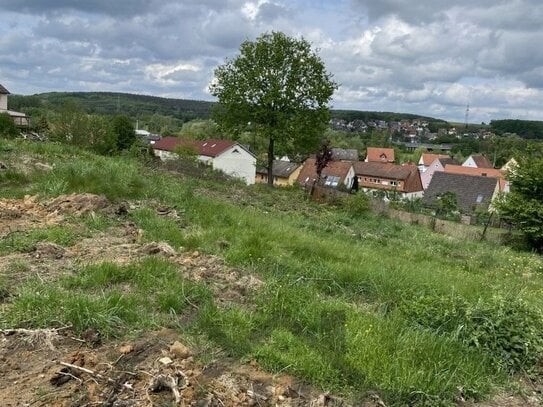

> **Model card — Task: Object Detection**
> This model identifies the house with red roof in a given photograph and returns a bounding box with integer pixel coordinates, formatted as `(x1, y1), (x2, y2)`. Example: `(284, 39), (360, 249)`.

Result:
(297, 158), (356, 190)
(364, 147), (395, 163)
(354, 162), (423, 198)
(444, 164), (509, 192)
(417, 153), (450, 173)
(152, 136), (256, 185)
(420, 156), (458, 190)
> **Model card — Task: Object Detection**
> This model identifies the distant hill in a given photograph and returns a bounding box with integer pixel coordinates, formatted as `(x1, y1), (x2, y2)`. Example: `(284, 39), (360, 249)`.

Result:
(490, 119), (543, 139)
(331, 109), (448, 124)
(9, 91), (451, 125)
(8, 92), (215, 121)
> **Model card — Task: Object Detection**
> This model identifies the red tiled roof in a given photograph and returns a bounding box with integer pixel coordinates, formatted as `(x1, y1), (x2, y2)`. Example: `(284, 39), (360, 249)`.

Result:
(297, 158), (353, 187)
(420, 153), (449, 166)
(354, 162), (422, 193)
(366, 147), (395, 163)
(153, 137), (236, 157)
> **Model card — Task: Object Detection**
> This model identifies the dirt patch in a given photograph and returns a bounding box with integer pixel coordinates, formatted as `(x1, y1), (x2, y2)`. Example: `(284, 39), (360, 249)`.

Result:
(0, 328), (352, 407)
(0, 193), (111, 238)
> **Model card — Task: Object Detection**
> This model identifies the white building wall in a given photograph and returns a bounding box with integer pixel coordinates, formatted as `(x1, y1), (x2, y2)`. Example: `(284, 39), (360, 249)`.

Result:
(0, 94), (7, 111)
(343, 166), (356, 189)
(209, 145), (256, 185)
(463, 157), (477, 168)
(154, 149), (178, 160)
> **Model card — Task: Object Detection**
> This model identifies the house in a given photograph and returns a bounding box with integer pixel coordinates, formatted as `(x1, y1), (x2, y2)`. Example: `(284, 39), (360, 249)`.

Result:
(418, 153), (450, 173)
(256, 160), (302, 186)
(420, 156), (458, 190)
(444, 164), (509, 192)
(152, 136), (256, 185)
(354, 162), (423, 198)
(365, 147), (395, 163)
(462, 154), (493, 169)
(331, 148), (358, 162)
(0, 84), (29, 127)
(423, 172), (500, 214)
(297, 158), (355, 190)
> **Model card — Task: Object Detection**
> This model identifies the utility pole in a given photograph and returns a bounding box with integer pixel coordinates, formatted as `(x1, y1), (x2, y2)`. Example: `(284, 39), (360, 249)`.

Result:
(464, 103), (470, 130)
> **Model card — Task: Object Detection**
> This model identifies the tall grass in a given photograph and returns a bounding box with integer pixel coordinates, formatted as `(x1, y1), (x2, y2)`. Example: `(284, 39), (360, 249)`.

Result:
(3, 139), (543, 405)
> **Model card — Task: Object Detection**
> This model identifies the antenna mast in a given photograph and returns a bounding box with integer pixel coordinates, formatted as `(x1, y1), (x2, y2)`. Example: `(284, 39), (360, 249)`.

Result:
(464, 103), (470, 129)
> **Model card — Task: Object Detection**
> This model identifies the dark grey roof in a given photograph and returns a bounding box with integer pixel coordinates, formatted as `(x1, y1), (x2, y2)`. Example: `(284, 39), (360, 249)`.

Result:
(331, 148), (358, 161)
(423, 172), (498, 213)
(257, 160), (301, 178)
(0, 84), (10, 94)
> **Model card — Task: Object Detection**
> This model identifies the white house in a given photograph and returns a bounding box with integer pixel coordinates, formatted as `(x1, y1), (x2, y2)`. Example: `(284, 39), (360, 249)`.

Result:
(152, 137), (256, 185)
(0, 84), (29, 126)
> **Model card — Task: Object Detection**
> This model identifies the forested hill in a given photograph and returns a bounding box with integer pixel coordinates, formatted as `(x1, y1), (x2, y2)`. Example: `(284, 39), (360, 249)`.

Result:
(331, 109), (448, 124)
(490, 119), (543, 139)
(9, 91), (447, 123)
(8, 92), (215, 121)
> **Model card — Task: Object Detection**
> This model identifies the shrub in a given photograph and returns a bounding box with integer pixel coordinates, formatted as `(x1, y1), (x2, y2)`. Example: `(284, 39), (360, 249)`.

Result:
(342, 192), (371, 216)
(401, 293), (543, 371)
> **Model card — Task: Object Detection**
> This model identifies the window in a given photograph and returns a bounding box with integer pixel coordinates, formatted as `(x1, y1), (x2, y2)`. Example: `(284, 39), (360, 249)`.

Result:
(324, 176), (340, 187)
(390, 181), (398, 186)
(476, 194), (484, 203)
(232, 148), (240, 154)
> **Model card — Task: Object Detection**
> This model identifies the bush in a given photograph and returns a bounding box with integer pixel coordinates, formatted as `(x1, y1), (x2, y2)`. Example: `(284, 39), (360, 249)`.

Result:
(342, 192), (371, 215)
(401, 293), (543, 371)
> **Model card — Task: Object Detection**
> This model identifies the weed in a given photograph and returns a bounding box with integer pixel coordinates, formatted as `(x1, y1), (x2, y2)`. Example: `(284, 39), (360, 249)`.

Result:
(0, 226), (78, 255)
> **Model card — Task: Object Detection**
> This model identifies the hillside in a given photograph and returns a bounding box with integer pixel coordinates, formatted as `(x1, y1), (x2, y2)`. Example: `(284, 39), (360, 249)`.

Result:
(2, 139), (543, 406)
(9, 91), (447, 124)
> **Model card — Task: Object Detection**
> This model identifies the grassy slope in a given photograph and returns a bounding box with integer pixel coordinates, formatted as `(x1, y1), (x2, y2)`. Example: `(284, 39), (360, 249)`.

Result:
(2, 139), (543, 405)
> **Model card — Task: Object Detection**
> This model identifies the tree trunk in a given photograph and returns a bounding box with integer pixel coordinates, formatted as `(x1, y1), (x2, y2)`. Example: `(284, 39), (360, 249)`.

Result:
(267, 136), (274, 186)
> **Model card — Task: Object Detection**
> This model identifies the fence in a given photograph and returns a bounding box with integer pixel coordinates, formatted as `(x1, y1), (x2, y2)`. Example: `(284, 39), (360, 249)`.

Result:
(369, 199), (512, 244)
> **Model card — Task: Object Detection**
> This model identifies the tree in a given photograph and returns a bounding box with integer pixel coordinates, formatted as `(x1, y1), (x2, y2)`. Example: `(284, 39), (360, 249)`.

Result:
(0, 112), (19, 139)
(210, 31), (337, 185)
(112, 115), (136, 151)
(495, 154), (543, 252)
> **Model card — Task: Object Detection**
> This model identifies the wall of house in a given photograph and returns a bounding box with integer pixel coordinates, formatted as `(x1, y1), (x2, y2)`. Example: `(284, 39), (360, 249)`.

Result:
(358, 176), (404, 191)
(463, 157), (477, 168)
(0, 94), (7, 111)
(211, 145), (256, 185)
(420, 161), (444, 189)
(154, 149), (178, 160)
(343, 166), (356, 189)
(255, 166), (302, 186)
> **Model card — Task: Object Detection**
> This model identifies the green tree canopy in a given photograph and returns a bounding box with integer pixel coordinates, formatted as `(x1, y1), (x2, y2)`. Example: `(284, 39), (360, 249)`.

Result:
(496, 153), (543, 252)
(112, 115), (136, 151)
(209, 31), (337, 185)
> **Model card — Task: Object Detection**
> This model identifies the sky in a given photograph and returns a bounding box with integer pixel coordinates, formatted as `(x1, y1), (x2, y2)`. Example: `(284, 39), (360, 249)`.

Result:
(0, 0), (541, 123)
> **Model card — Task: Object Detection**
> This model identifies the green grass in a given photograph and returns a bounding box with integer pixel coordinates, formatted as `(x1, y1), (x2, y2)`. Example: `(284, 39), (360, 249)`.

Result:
(0, 225), (79, 255)
(2, 138), (543, 405)
(4, 257), (211, 336)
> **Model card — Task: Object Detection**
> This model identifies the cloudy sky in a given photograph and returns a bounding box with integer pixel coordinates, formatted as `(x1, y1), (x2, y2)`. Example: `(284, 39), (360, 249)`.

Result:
(0, 0), (541, 123)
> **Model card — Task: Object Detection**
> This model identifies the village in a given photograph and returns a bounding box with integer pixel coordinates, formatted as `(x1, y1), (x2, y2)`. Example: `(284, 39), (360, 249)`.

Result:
(0, 82), (518, 228)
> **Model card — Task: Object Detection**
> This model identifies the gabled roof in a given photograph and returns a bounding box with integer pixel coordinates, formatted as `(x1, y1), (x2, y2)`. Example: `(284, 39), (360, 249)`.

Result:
(420, 153), (449, 166)
(297, 158), (353, 187)
(331, 148), (358, 161)
(423, 172), (499, 213)
(354, 161), (413, 180)
(444, 164), (506, 191)
(366, 147), (395, 163)
(464, 155), (493, 168)
(256, 160), (301, 178)
(153, 137), (253, 158)
(445, 164), (503, 178)
(0, 84), (10, 94)
(355, 162), (423, 193)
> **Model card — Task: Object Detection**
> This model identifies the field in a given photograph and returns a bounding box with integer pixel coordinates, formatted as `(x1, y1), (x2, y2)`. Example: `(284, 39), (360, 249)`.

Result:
(1, 139), (543, 406)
